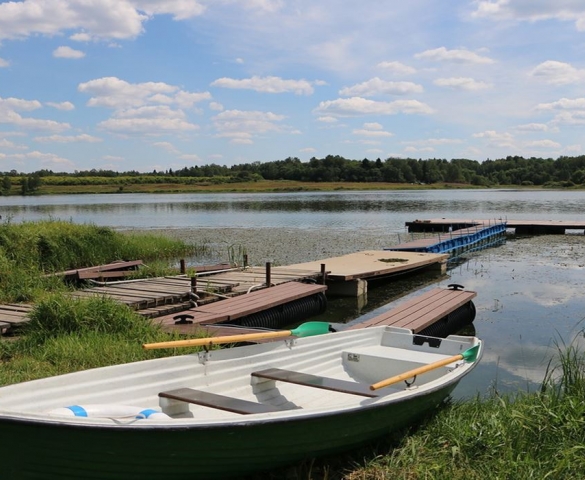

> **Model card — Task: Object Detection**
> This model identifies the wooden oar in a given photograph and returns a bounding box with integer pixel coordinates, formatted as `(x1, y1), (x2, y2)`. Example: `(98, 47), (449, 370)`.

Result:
(142, 321), (331, 350)
(369, 344), (480, 391)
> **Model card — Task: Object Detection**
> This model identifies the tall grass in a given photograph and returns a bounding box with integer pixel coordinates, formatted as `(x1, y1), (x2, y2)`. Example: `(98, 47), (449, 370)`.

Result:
(0, 219), (200, 302)
(0, 294), (194, 386)
(334, 339), (585, 480)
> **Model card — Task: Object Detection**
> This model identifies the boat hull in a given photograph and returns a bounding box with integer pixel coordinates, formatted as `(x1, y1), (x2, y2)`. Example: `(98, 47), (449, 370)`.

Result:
(2, 383), (454, 480)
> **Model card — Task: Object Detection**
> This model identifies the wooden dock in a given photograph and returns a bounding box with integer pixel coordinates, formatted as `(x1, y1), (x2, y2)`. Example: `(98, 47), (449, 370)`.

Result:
(154, 282), (328, 334)
(279, 250), (448, 296)
(406, 218), (585, 235)
(0, 265), (324, 335)
(347, 287), (476, 333)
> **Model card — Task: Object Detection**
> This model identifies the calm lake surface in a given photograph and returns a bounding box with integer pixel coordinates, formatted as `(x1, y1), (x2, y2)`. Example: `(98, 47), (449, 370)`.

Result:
(2, 189), (585, 399)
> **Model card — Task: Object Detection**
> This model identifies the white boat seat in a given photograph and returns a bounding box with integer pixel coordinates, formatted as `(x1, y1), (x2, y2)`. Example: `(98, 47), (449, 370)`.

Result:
(251, 368), (381, 398)
(158, 388), (282, 415)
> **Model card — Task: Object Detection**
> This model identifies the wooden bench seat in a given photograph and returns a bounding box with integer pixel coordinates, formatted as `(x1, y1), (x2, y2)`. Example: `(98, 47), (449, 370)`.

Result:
(158, 387), (281, 415)
(251, 368), (380, 398)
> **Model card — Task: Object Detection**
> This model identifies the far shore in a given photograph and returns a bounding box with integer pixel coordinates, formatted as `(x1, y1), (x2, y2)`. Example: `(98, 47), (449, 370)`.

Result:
(7, 180), (576, 196)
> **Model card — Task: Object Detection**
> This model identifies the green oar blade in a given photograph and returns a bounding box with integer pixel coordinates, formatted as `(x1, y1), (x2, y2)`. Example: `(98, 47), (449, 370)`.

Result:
(461, 344), (480, 362)
(290, 321), (331, 338)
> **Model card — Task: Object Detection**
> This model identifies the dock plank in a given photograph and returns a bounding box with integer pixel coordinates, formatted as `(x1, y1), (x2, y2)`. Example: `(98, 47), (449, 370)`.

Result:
(155, 282), (327, 332)
(279, 251), (447, 281)
(348, 287), (476, 333)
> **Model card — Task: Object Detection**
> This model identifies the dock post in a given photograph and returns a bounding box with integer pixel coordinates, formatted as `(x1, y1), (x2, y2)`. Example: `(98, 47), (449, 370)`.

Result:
(190, 276), (197, 293)
(266, 262), (272, 287)
(180, 259), (186, 274)
(243, 254), (248, 268)
(320, 263), (327, 285)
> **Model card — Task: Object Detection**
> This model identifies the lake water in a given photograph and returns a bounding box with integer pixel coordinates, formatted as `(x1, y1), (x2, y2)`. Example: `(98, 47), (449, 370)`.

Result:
(2, 189), (585, 398)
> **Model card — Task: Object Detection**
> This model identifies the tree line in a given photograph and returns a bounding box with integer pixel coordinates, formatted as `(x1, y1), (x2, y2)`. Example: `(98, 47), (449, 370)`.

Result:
(3, 154), (585, 195)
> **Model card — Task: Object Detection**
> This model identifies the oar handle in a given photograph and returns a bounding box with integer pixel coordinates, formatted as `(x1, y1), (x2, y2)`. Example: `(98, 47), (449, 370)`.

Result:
(142, 330), (292, 350)
(370, 353), (464, 391)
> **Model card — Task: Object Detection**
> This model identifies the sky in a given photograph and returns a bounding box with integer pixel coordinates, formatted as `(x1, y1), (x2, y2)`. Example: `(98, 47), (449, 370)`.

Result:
(0, 1), (585, 174)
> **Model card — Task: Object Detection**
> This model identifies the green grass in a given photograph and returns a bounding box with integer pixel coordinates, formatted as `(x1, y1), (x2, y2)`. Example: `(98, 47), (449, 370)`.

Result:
(0, 219), (202, 302)
(250, 339), (585, 480)
(0, 294), (200, 386)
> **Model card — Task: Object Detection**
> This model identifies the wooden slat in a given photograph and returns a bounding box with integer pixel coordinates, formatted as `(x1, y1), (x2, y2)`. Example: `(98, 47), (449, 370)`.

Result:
(191, 283), (327, 320)
(252, 368), (380, 397)
(154, 282), (327, 331)
(349, 288), (476, 333)
(158, 388), (281, 415)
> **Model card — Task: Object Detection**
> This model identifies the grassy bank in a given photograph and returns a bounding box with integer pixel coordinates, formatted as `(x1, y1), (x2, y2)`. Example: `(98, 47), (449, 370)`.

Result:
(2, 296), (584, 479)
(22, 180), (509, 195)
(0, 219), (199, 302)
(257, 340), (585, 479)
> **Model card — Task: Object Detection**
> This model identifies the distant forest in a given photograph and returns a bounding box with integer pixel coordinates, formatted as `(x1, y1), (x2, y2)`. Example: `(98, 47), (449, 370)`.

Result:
(5, 154), (585, 194)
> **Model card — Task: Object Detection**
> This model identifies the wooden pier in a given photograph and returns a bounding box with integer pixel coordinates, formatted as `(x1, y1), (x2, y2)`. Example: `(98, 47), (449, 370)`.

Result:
(406, 218), (585, 235)
(279, 250), (448, 296)
(347, 287), (476, 333)
(154, 282), (328, 334)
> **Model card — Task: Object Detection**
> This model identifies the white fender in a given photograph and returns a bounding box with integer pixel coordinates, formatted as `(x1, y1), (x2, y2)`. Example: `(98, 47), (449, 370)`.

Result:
(47, 404), (171, 420)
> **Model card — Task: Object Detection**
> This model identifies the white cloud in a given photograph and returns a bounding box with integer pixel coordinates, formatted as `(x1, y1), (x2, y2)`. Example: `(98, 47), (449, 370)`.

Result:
(211, 76), (316, 95)
(53, 46), (85, 59)
(339, 78), (423, 97)
(132, 0), (206, 20)
(0, 97), (70, 132)
(473, 130), (515, 148)
(377, 61), (416, 75)
(212, 109), (287, 144)
(525, 139), (561, 148)
(415, 47), (495, 64)
(433, 77), (492, 91)
(8, 150), (74, 169)
(353, 122), (393, 138)
(313, 97), (435, 117)
(470, 1), (585, 31)
(79, 77), (177, 109)
(316, 116), (338, 123)
(300, 147), (316, 153)
(0, 138), (27, 150)
(209, 102), (224, 111)
(515, 123), (549, 132)
(536, 98), (585, 111)
(79, 77), (210, 110)
(179, 153), (201, 161)
(174, 91), (212, 108)
(153, 141), (181, 154)
(46, 101), (75, 111)
(0, 58), (9, 67)
(34, 134), (101, 143)
(530, 60), (585, 85)
(0, 0), (206, 41)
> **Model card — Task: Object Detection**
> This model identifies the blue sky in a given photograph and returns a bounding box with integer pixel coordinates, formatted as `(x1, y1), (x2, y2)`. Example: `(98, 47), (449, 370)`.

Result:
(1, 1), (585, 173)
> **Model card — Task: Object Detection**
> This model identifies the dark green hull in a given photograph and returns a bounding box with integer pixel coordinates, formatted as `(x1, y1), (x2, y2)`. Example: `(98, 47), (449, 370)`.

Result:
(1, 383), (455, 480)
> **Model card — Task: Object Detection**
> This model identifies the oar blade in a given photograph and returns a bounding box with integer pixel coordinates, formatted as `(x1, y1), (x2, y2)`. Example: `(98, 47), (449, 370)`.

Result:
(461, 344), (480, 362)
(290, 321), (331, 338)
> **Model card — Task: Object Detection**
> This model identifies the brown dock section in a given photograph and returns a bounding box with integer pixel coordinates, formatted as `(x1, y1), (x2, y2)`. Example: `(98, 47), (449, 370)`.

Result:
(347, 287), (476, 333)
(154, 282), (328, 334)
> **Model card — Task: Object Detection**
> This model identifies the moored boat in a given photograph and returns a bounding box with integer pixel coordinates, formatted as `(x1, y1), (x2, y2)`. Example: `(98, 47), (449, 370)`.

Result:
(0, 326), (482, 479)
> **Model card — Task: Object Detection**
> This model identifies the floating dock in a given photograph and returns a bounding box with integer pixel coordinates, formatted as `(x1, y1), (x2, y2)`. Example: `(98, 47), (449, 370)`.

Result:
(406, 218), (585, 235)
(387, 222), (507, 256)
(347, 286), (476, 336)
(279, 250), (448, 296)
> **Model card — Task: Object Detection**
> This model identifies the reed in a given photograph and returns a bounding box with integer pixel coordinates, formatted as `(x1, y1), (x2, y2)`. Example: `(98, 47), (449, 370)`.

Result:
(0, 294), (197, 386)
(0, 219), (201, 302)
(334, 338), (585, 480)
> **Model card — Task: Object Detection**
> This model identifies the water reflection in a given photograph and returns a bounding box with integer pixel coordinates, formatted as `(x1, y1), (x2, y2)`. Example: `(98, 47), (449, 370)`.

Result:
(1, 190), (585, 399)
